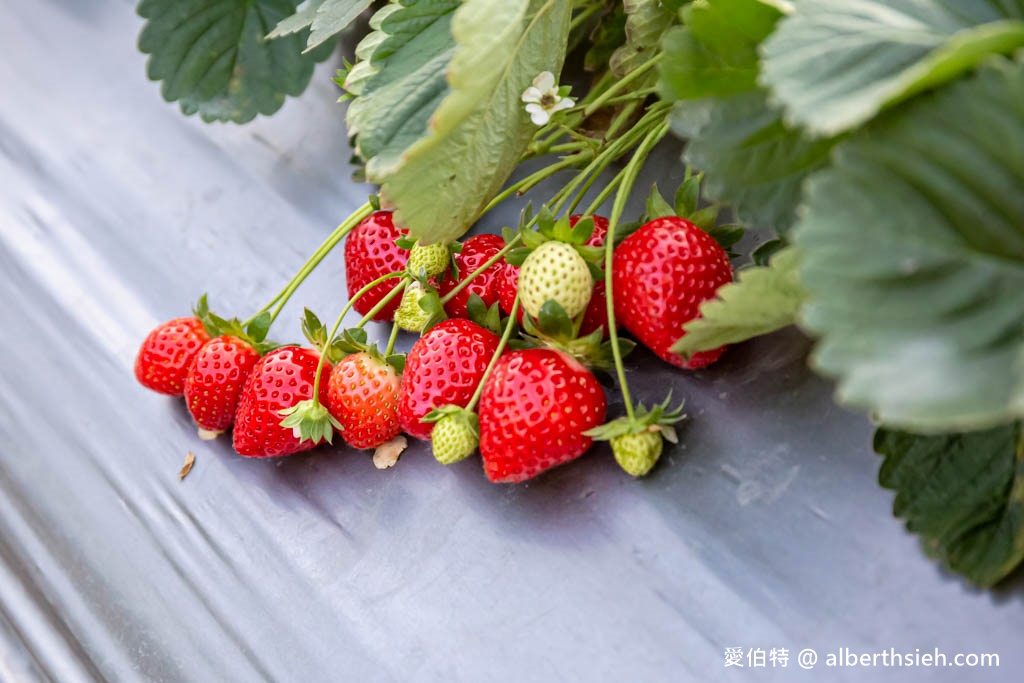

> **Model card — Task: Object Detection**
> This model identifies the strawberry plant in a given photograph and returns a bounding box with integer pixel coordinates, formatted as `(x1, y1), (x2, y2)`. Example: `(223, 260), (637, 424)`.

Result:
(134, 0), (1024, 587)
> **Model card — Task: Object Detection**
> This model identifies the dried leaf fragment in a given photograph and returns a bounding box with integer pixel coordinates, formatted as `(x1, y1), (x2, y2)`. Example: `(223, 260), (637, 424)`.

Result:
(179, 451), (196, 480)
(373, 436), (407, 470)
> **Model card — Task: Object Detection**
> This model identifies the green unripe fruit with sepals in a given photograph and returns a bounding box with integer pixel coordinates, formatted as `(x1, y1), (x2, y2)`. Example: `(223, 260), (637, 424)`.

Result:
(431, 413), (479, 464)
(395, 284), (432, 333)
(407, 242), (450, 278)
(611, 430), (663, 477)
(519, 241), (593, 319)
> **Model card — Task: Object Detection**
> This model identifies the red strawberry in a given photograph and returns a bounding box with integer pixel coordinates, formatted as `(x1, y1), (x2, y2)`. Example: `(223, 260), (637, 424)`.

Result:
(612, 216), (733, 368)
(496, 264), (524, 323)
(398, 319), (500, 440)
(232, 346), (331, 457)
(183, 335), (261, 438)
(326, 352), (401, 449)
(439, 233), (507, 319)
(478, 348), (606, 483)
(344, 211), (409, 321)
(135, 317), (210, 395)
(578, 280), (609, 337)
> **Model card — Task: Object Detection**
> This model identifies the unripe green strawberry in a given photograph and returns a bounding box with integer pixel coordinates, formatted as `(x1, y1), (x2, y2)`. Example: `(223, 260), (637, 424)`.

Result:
(611, 431), (663, 477)
(519, 241), (593, 319)
(395, 283), (432, 333)
(430, 411), (479, 465)
(407, 242), (450, 278)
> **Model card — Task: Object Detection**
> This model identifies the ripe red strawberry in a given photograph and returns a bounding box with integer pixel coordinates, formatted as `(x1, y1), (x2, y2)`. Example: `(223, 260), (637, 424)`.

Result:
(183, 335), (261, 438)
(578, 280), (609, 337)
(344, 211), (409, 321)
(233, 346), (331, 457)
(398, 319), (500, 440)
(438, 233), (507, 319)
(612, 216), (733, 368)
(135, 317), (210, 395)
(478, 348), (606, 483)
(326, 352), (401, 449)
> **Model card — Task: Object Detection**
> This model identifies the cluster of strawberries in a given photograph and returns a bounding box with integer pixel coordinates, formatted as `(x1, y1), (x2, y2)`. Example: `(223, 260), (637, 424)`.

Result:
(136, 204), (733, 483)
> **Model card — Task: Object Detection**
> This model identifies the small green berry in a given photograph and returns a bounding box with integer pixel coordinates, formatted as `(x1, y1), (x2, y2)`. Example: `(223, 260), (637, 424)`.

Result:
(395, 284), (431, 332)
(611, 430), (663, 477)
(407, 242), (450, 278)
(431, 414), (478, 464)
(519, 241), (593, 319)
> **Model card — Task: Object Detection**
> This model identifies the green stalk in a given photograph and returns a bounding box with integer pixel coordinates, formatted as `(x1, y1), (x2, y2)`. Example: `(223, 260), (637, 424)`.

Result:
(253, 202), (373, 326)
(485, 155), (582, 212)
(465, 296), (520, 413)
(582, 55), (662, 117)
(309, 271), (408, 401)
(603, 120), (670, 421)
(384, 320), (401, 356)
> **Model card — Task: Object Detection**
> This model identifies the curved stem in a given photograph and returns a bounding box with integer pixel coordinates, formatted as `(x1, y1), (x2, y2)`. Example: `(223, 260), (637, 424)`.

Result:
(355, 278), (408, 328)
(254, 202), (373, 326)
(582, 55), (662, 118)
(384, 320), (401, 356)
(465, 296), (520, 413)
(309, 270), (408, 400)
(485, 155), (581, 213)
(603, 120), (670, 422)
(438, 237), (521, 305)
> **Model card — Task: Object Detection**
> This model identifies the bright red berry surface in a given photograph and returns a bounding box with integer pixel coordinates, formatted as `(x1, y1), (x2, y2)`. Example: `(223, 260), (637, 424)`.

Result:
(232, 346), (331, 458)
(478, 348), (607, 483)
(344, 211), (409, 322)
(612, 216), (733, 369)
(398, 319), (500, 440)
(184, 335), (261, 432)
(134, 317), (210, 396)
(327, 352), (401, 449)
(439, 233), (507, 319)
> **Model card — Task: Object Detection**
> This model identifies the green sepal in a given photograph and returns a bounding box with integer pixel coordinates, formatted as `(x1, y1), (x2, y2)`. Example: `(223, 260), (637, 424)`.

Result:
(194, 294), (273, 351)
(535, 300), (574, 341)
(278, 399), (342, 445)
(467, 294), (511, 336)
(707, 224), (745, 251)
(395, 236), (417, 250)
(584, 394), (686, 441)
(386, 354), (406, 375)
(688, 205), (719, 232)
(520, 227), (548, 250)
(504, 247), (532, 267)
(674, 170), (702, 218)
(246, 311), (272, 343)
(752, 238), (785, 266)
(418, 287), (448, 334)
(569, 216), (595, 245)
(301, 308), (329, 350)
(368, 194), (381, 211)
(646, 183), (676, 220)
(613, 219), (644, 245)
(576, 245), (606, 265)
(501, 226), (519, 245)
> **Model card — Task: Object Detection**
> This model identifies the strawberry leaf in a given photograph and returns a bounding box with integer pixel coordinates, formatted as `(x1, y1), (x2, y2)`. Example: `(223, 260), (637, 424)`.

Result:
(673, 247), (804, 358)
(138, 0), (333, 124)
(374, 0), (574, 244)
(761, 0), (1024, 137)
(797, 57), (1024, 432)
(268, 0), (373, 52)
(610, 0), (677, 83)
(875, 422), (1024, 587)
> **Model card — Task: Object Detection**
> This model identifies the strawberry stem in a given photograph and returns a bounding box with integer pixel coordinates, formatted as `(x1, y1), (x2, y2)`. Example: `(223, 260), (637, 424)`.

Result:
(308, 270), (408, 403)
(603, 119), (671, 421)
(465, 296), (520, 413)
(581, 54), (662, 118)
(245, 202), (373, 328)
(384, 319), (401, 356)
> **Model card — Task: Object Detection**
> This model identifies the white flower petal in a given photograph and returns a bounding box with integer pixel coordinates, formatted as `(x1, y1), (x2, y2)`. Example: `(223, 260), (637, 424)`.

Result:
(533, 71), (555, 92)
(527, 106), (550, 126)
(550, 97), (574, 113)
(521, 86), (543, 104)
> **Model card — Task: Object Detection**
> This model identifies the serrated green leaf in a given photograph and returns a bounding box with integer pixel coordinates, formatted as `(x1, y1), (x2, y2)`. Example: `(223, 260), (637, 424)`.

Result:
(761, 0), (1024, 137)
(345, 0), (460, 177)
(659, 0), (783, 101)
(797, 57), (1024, 432)
(673, 247), (804, 357)
(671, 91), (837, 232)
(138, 0), (331, 124)
(377, 0), (574, 244)
(611, 0), (677, 82)
(875, 423), (1024, 587)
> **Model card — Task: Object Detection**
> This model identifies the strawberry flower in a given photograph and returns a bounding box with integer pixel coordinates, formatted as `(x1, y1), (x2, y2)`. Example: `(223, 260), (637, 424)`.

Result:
(521, 71), (574, 126)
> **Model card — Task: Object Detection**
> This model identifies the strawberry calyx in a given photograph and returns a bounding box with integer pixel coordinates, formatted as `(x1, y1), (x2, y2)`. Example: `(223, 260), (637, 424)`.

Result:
(519, 300), (631, 371)
(194, 294), (277, 355)
(422, 405), (480, 465)
(302, 309), (405, 373)
(279, 399), (342, 446)
(396, 277), (446, 333)
(465, 293), (512, 337)
(585, 395), (686, 477)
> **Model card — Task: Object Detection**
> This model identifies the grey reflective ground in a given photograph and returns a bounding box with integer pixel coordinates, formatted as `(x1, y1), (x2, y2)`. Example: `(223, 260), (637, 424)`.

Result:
(0, 2), (1020, 682)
